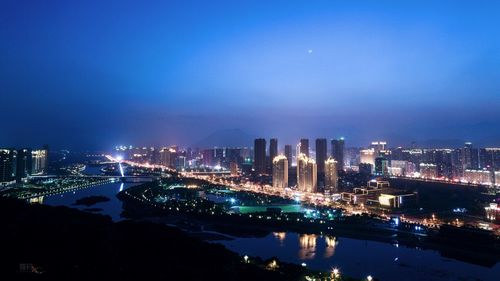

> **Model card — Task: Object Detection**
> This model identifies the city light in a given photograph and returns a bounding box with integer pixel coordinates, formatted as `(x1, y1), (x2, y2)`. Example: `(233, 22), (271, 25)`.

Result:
(118, 163), (125, 177)
(3, 2), (500, 281)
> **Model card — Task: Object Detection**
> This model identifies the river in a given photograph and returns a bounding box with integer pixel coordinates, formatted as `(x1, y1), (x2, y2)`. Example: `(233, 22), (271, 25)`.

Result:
(42, 164), (138, 221)
(219, 232), (499, 281)
(40, 166), (499, 280)
(42, 181), (137, 221)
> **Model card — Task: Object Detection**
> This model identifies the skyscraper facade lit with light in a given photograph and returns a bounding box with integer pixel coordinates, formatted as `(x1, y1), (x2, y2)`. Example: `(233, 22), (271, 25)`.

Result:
(31, 149), (48, 175)
(481, 148), (500, 169)
(462, 142), (479, 170)
(420, 163), (438, 178)
(324, 157), (338, 194)
(331, 138), (344, 170)
(463, 169), (493, 185)
(370, 141), (387, 154)
(451, 149), (464, 178)
(0, 149), (16, 184)
(272, 155), (288, 189)
(16, 148), (32, 181)
(374, 156), (389, 176)
(160, 147), (176, 168)
(298, 139), (309, 157)
(360, 148), (376, 167)
(297, 153), (317, 193)
(254, 138), (266, 174)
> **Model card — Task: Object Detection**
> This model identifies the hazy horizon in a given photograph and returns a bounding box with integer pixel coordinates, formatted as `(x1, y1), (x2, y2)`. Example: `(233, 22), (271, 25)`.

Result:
(2, 0), (499, 149)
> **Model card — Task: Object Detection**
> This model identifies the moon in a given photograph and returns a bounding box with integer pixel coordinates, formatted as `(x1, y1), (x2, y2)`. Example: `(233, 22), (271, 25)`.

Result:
(308, 49), (313, 54)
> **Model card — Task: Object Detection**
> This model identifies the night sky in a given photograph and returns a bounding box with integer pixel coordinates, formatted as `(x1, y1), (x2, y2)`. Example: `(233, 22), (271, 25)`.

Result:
(1, 0), (499, 150)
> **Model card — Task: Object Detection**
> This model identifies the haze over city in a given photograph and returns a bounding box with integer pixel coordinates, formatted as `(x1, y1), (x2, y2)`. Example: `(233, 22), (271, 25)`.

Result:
(2, 1), (500, 281)
(2, 0), (500, 149)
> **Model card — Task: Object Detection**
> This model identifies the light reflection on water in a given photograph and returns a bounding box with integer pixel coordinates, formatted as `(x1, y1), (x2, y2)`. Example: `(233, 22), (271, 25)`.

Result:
(294, 233), (337, 260)
(219, 232), (500, 281)
(324, 235), (338, 258)
(299, 234), (317, 260)
(42, 182), (137, 221)
(273, 232), (286, 245)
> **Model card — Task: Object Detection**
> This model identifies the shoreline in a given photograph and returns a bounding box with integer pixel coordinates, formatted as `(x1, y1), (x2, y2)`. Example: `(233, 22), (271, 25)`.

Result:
(119, 190), (499, 268)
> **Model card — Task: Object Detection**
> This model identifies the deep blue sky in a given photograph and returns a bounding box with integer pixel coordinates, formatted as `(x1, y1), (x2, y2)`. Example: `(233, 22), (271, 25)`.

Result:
(1, 0), (499, 149)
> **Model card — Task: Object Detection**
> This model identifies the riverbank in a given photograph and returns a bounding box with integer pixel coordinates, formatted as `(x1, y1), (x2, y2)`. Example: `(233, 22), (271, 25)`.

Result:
(118, 181), (500, 268)
(0, 198), (343, 281)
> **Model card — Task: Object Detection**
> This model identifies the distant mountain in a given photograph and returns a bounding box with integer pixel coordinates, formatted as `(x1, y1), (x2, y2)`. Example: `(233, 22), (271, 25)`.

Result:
(193, 129), (254, 148)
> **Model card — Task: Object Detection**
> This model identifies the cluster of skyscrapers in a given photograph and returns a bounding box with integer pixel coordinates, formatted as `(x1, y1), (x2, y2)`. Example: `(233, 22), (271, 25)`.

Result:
(113, 139), (499, 190)
(114, 145), (254, 174)
(113, 138), (346, 195)
(0, 147), (48, 186)
(254, 138), (344, 194)
(356, 141), (500, 188)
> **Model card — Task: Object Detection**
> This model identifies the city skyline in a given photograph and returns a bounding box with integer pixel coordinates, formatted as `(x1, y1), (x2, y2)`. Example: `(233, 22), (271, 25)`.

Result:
(2, 0), (500, 149)
(2, 2), (499, 280)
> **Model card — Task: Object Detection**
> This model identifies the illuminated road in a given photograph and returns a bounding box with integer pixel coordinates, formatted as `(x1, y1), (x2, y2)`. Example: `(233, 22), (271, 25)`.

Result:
(104, 155), (499, 234)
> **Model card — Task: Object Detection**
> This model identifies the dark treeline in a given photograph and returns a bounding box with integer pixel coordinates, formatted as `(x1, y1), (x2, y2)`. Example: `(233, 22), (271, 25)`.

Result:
(0, 198), (318, 281)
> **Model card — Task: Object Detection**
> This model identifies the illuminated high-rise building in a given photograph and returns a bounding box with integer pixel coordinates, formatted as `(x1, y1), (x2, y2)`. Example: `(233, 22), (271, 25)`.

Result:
(297, 153), (317, 193)
(315, 138), (327, 174)
(175, 155), (186, 170)
(0, 149), (16, 184)
(360, 148), (376, 171)
(374, 156), (389, 176)
(479, 148), (500, 170)
(31, 149), (48, 175)
(420, 163), (438, 178)
(451, 149), (463, 178)
(272, 155), (288, 189)
(160, 147), (176, 168)
(269, 138), (278, 173)
(463, 169), (492, 185)
(298, 139), (309, 157)
(391, 160), (409, 176)
(16, 148), (32, 181)
(230, 162), (238, 176)
(284, 145), (292, 168)
(254, 138), (267, 174)
(331, 138), (344, 170)
(370, 141), (387, 154)
(462, 142), (479, 170)
(324, 157), (338, 193)
(201, 149), (213, 166)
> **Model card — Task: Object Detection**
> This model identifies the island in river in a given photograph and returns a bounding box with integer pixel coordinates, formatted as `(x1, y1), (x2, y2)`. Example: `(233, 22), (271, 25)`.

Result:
(73, 195), (110, 207)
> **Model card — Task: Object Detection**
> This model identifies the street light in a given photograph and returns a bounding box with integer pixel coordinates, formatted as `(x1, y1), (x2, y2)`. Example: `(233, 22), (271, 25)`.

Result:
(331, 268), (340, 279)
(367, 275), (373, 281)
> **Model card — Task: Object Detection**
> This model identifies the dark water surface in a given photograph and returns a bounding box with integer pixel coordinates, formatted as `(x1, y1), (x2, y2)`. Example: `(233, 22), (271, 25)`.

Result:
(43, 181), (137, 221)
(219, 232), (499, 281)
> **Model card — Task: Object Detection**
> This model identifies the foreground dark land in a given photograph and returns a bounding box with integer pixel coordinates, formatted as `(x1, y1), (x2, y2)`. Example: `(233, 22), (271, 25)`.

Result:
(0, 198), (347, 281)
